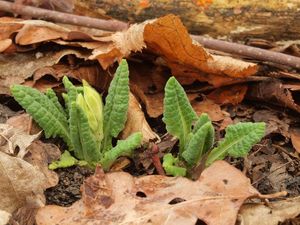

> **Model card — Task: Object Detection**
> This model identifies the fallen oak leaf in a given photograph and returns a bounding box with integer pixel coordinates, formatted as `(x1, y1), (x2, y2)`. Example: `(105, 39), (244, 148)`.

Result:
(36, 161), (260, 225)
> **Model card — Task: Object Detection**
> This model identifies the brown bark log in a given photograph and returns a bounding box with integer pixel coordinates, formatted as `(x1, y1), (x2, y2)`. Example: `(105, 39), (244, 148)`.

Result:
(74, 0), (300, 41)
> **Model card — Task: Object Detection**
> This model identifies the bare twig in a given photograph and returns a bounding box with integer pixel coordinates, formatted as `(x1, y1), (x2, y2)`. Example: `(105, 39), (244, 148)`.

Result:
(191, 35), (300, 69)
(0, 0), (128, 31)
(1, 0), (300, 69)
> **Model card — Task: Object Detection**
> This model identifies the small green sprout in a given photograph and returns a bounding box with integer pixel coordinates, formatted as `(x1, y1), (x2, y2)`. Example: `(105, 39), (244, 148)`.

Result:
(162, 77), (265, 177)
(11, 59), (142, 171)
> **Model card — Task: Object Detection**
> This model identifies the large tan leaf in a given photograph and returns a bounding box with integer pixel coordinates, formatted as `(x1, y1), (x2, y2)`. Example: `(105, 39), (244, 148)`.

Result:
(36, 161), (260, 225)
(0, 151), (47, 214)
(90, 14), (257, 86)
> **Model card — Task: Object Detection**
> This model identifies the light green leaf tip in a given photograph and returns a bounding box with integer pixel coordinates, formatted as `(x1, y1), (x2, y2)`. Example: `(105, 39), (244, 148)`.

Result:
(49, 151), (78, 170)
(163, 153), (187, 177)
(100, 132), (142, 171)
(206, 122), (266, 166)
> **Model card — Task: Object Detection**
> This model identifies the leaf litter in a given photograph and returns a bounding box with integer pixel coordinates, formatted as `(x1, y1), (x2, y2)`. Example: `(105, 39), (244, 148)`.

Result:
(0, 11), (298, 225)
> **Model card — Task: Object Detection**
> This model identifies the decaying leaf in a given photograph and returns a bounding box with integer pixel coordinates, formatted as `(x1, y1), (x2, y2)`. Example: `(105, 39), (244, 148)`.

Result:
(121, 93), (159, 143)
(253, 110), (290, 140)
(290, 128), (300, 153)
(0, 49), (89, 94)
(238, 197), (300, 225)
(0, 151), (47, 215)
(247, 79), (300, 113)
(36, 161), (260, 225)
(0, 123), (41, 158)
(207, 84), (248, 105)
(190, 98), (228, 122)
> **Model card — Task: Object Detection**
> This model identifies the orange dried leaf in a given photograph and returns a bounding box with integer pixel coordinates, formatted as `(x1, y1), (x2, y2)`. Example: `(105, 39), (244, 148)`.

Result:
(207, 84), (248, 105)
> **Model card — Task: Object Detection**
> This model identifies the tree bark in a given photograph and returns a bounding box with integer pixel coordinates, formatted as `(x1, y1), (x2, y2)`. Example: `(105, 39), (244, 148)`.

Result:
(74, 0), (300, 41)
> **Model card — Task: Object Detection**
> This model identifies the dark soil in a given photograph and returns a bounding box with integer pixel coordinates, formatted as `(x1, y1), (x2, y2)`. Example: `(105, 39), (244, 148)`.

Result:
(45, 166), (93, 206)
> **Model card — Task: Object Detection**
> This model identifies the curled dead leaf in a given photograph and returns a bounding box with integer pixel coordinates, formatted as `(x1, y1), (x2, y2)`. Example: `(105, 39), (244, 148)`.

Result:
(121, 93), (159, 143)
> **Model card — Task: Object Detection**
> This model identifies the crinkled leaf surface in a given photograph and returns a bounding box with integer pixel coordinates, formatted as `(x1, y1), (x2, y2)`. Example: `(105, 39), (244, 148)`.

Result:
(102, 59), (129, 151)
(11, 85), (72, 148)
(36, 161), (259, 225)
(163, 77), (197, 152)
(206, 122), (266, 166)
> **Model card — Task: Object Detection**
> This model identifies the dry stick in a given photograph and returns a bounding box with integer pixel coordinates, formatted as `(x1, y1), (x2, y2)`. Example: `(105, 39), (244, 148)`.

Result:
(0, 0), (128, 31)
(1, 1), (300, 69)
(191, 35), (300, 69)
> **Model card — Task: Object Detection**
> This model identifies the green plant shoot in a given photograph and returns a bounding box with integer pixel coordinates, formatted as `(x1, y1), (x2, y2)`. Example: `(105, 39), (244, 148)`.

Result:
(162, 77), (266, 177)
(11, 59), (142, 171)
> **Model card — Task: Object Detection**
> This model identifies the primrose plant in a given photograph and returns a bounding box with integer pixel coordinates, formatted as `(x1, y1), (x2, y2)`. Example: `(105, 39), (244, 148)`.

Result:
(162, 77), (266, 177)
(11, 59), (142, 171)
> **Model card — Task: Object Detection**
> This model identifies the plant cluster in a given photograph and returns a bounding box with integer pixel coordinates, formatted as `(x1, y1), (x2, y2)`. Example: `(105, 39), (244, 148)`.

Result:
(11, 59), (142, 171)
(162, 77), (266, 177)
(11, 59), (266, 177)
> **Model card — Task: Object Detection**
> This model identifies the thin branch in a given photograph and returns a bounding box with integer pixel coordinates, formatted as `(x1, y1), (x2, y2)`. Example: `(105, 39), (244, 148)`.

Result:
(191, 35), (300, 69)
(0, 0), (300, 69)
(0, 0), (128, 31)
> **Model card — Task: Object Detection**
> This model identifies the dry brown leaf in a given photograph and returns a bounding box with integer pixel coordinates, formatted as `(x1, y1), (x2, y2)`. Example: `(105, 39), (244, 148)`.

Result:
(290, 128), (300, 153)
(0, 39), (12, 52)
(36, 161), (260, 225)
(247, 79), (300, 113)
(89, 14), (257, 85)
(0, 49), (89, 94)
(33, 64), (109, 91)
(253, 110), (291, 141)
(238, 197), (300, 225)
(143, 15), (258, 86)
(121, 93), (159, 143)
(190, 98), (227, 122)
(0, 124), (41, 158)
(6, 113), (41, 135)
(207, 84), (248, 105)
(0, 151), (47, 215)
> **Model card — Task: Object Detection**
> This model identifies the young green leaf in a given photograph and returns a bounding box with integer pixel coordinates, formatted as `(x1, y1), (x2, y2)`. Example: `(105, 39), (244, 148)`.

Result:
(76, 102), (101, 163)
(102, 59), (130, 151)
(182, 121), (214, 167)
(206, 122), (265, 166)
(162, 153), (187, 177)
(100, 132), (142, 171)
(11, 85), (72, 148)
(69, 102), (83, 158)
(163, 77), (197, 153)
(48, 151), (78, 170)
(46, 88), (66, 117)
